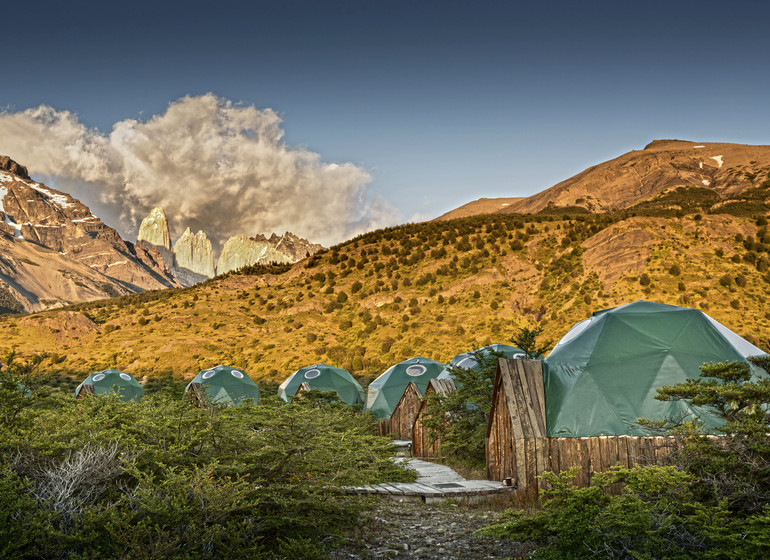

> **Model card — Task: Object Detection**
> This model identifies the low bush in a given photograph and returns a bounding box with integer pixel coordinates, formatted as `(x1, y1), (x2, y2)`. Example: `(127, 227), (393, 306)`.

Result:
(0, 361), (413, 559)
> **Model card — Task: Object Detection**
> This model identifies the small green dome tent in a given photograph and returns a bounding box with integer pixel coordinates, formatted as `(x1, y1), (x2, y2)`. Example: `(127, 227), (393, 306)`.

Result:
(185, 365), (260, 406)
(278, 363), (364, 405)
(75, 369), (144, 402)
(365, 356), (446, 419)
(436, 344), (528, 385)
(544, 300), (768, 437)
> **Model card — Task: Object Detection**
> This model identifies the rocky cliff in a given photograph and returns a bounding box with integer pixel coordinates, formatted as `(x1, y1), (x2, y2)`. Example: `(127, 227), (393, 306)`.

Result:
(136, 207), (324, 284)
(217, 234), (294, 275)
(0, 156), (181, 312)
(263, 231), (324, 262)
(172, 227), (215, 285)
(137, 206), (174, 266)
(216, 232), (323, 275)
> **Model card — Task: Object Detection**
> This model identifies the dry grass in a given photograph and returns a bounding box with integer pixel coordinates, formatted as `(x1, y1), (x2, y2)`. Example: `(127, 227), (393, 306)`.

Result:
(0, 212), (767, 382)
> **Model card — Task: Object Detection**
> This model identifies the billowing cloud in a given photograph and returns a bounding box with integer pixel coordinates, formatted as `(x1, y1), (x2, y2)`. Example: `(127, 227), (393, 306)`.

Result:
(0, 94), (397, 250)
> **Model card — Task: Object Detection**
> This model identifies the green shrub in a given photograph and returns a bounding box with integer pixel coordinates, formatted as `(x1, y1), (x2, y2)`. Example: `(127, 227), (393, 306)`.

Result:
(0, 385), (414, 558)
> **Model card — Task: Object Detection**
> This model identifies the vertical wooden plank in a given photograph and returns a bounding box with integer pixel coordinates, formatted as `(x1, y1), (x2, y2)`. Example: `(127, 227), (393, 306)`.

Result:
(524, 437), (537, 495)
(546, 438), (564, 473)
(609, 436), (620, 469)
(535, 437), (548, 494)
(578, 438), (590, 487)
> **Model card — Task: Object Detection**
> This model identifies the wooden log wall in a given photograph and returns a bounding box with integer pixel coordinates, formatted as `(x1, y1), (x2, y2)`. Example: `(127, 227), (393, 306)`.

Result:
(412, 378), (456, 458)
(548, 435), (679, 488)
(76, 384), (96, 399)
(485, 359), (548, 496)
(184, 382), (207, 407)
(375, 419), (392, 437)
(388, 382), (423, 440)
(485, 359), (681, 498)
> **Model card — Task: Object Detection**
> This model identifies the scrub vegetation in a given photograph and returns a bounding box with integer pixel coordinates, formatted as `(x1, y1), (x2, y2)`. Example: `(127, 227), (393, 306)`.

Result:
(0, 207), (768, 385)
(0, 355), (414, 559)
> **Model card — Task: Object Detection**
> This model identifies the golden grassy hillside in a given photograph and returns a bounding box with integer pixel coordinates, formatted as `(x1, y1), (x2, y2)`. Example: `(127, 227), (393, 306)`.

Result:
(1, 208), (769, 384)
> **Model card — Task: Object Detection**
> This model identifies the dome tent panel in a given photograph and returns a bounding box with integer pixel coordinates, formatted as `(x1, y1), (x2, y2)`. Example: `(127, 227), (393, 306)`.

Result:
(278, 363), (364, 405)
(185, 365), (260, 407)
(545, 300), (767, 437)
(74, 369), (144, 402)
(366, 356), (445, 419)
(436, 344), (528, 386)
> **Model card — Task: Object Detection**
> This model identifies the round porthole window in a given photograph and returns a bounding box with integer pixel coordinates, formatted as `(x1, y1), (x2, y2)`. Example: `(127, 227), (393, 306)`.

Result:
(92, 373), (105, 382)
(231, 370), (244, 379)
(201, 369), (216, 380)
(119, 373), (132, 381)
(456, 357), (476, 369)
(405, 364), (427, 377)
(304, 368), (321, 380)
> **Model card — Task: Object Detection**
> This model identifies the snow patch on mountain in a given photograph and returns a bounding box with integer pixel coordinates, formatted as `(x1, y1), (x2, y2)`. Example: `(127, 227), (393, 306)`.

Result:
(3, 214), (24, 239)
(29, 183), (74, 208)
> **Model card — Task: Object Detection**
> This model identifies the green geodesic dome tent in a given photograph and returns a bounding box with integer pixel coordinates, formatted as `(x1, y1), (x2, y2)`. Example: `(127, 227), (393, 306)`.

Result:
(75, 369), (144, 402)
(279, 363), (364, 405)
(185, 365), (260, 406)
(436, 344), (528, 386)
(544, 300), (768, 437)
(365, 356), (446, 419)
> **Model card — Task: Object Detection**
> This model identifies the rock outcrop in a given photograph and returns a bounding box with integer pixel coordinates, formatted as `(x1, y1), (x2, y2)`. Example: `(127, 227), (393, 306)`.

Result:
(264, 231), (324, 262)
(137, 206), (174, 266)
(0, 156), (181, 312)
(217, 234), (294, 275)
(135, 207), (325, 285)
(172, 227), (215, 285)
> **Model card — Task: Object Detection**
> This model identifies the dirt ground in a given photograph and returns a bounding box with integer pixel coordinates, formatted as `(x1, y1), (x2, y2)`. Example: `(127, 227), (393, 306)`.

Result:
(328, 499), (534, 560)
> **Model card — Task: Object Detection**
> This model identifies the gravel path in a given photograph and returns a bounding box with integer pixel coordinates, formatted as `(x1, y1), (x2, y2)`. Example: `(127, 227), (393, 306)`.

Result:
(328, 500), (532, 560)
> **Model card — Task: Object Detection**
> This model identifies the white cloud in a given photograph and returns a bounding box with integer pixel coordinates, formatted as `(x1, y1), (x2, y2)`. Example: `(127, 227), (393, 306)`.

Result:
(0, 94), (398, 250)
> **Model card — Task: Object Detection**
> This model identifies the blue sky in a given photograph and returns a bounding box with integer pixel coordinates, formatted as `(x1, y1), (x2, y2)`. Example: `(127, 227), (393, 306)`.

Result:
(2, 0), (770, 237)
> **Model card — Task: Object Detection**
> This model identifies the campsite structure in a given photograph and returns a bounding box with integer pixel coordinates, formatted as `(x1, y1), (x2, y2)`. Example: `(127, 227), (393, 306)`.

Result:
(412, 378), (457, 458)
(366, 356), (445, 419)
(485, 301), (768, 497)
(378, 381), (423, 439)
(278, 363), (365, 405)
(185, 365), (260, 407)
(74, 369), (144, 402)
(437, 343), (527, 385)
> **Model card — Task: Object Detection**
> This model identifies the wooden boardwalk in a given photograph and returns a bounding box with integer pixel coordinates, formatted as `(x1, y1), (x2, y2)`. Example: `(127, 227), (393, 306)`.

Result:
(345, 458), (513, 503)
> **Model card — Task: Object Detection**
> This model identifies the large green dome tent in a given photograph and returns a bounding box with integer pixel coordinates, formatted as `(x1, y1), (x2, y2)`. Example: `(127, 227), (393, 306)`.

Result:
(544, 300), (768, 437)
(436, 344), (528, 386)
(185, 365), (260, 406)
(365, 356), (445, 419)
(279, 363), (364, 405)
(75, 369), (144, 402)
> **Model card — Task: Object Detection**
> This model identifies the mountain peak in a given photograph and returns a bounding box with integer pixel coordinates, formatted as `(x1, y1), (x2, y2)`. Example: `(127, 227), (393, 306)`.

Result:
(440, 140), (770, 219)
(0, 156), (30, 180)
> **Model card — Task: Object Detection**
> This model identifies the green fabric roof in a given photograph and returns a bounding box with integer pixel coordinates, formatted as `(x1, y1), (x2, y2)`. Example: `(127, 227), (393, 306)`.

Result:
(75, 369), (144, 402)
(278, 363), (364, 405)
(365, 356), (445, 419)
(436, 344), (528, 386)
(185, 365), (260, 406)
(544, 300), (768, 437)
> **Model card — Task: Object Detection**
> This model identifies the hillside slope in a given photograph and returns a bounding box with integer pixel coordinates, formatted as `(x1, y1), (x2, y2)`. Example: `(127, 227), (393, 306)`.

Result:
(0, 156), (180, 311)
(438, 140), (770, 219)
(1, 209), (768, 384)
